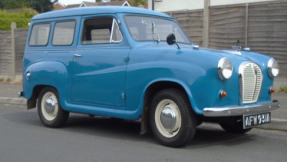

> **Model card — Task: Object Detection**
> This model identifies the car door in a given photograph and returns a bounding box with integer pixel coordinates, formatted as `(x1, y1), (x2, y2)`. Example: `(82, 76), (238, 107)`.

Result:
(71, 16), (130, 107)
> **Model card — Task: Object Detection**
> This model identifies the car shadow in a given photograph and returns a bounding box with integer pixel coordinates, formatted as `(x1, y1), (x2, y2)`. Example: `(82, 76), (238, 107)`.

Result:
(3, 110), (256, 148)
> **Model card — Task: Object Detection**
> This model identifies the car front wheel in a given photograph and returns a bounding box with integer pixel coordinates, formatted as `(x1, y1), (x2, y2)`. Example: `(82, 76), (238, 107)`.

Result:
(149, 89), (197, 147)
(38, 87), (69, 128)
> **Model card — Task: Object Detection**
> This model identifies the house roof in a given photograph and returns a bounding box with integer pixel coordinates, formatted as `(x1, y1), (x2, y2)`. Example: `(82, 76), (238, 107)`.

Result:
(53, 2), (65, 7)
(65, 4), (81, 9)
(32, 6), (171, 20)
(96, 1), (128, 6)
(53, 2), (65, 10)
(84, 1), (98, 6)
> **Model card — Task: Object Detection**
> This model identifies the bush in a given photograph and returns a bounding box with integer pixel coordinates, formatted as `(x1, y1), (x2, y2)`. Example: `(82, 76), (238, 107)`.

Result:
(279, 85), (287, 93)
(0, 8), (37, 31)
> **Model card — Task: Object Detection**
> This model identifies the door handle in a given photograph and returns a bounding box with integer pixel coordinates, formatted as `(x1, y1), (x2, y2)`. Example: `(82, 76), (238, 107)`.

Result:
(74, 54), (82, 57)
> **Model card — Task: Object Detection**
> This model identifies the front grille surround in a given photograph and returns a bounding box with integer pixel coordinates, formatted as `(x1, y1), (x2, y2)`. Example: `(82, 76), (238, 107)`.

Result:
(239, 62), (263, 104)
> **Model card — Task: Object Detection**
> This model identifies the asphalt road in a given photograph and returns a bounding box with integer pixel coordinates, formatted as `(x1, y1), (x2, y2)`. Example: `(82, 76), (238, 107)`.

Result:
(1, 104), (287, 162)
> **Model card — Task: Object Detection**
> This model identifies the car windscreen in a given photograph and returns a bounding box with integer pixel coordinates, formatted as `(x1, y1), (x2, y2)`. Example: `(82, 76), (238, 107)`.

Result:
(124, 15), (191, 44)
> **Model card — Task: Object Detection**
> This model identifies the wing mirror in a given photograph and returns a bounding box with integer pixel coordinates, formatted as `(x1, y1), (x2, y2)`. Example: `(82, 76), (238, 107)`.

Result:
(166, 33), (180, 49)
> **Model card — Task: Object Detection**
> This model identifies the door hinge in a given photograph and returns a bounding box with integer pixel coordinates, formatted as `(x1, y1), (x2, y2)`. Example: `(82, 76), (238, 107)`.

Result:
(124, 56), (130, 62)
(122, 93), (125, 100)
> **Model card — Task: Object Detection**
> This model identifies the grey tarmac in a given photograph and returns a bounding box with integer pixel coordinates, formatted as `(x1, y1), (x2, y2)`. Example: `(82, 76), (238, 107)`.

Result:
(0, 104), (286, 162)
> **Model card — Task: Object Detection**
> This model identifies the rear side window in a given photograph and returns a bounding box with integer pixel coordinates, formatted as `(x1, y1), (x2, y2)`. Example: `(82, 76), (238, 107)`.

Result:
(29, 23), (50, 46)
(52, 21), (76, 46)
(82, 17), (123, 44)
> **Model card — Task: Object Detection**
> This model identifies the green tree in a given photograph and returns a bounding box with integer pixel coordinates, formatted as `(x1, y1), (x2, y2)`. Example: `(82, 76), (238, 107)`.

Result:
(128, 0), (147, 6)
(0, 0), (30, 10)
(30, 0), (57, 13)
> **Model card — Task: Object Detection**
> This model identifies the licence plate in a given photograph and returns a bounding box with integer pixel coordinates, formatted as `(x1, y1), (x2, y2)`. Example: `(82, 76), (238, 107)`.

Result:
(243, 112), (271, 129)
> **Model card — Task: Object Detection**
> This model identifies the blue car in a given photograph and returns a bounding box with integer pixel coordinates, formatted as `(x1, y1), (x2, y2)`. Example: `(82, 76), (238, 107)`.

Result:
(21, 6), (280, 147)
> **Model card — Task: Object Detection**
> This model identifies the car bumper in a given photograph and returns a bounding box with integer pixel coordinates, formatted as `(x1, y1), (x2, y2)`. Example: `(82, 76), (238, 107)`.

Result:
(203, 100), (280, 117)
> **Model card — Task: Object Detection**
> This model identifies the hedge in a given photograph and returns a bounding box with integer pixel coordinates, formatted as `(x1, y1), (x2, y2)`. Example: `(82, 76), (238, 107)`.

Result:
(0, 9), (37, 31)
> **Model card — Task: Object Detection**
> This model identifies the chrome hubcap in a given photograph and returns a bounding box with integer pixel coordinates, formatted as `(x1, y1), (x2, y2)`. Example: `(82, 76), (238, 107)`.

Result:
(41, 92), (58, 121)
(155, 99), (181, 138)
(160, 107), (176, 130)
(45, 98), (56, 114)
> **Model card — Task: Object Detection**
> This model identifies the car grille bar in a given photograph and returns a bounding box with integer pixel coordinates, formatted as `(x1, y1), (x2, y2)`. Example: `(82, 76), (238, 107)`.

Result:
(241, 63), (263, 104)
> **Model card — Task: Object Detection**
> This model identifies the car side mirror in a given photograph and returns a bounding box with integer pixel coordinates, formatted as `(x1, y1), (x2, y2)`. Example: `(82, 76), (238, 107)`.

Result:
(166, 33), (180, 49)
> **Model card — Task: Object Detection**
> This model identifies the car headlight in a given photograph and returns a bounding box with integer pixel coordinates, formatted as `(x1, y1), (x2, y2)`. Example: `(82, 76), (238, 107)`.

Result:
(218, 58), (233, 80)
(268, 58), (279, 78)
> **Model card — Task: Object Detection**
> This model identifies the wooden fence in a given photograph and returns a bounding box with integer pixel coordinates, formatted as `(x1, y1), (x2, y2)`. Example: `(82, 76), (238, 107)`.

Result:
(0, 1), (286, 78)
(166, 1), (287, 77)
(0, 28), (28, 78)
(0, 31), (13, 77)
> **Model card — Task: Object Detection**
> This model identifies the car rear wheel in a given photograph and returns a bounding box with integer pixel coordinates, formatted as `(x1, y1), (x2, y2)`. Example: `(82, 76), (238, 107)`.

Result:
(219, 117), (252, 134)
(38, 87), (69, 128)
(149, 89), (197, 147)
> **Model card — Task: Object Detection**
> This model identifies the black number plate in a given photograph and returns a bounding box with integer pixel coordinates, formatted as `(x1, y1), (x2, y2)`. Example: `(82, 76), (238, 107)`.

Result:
(243, 112), (271, 129)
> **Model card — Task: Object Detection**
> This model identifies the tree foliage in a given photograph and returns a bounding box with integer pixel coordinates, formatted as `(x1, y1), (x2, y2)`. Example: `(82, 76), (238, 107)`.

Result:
(0, 0), (57, 13)
(0, 8), (37, 30)
(128, 0), (147, 6)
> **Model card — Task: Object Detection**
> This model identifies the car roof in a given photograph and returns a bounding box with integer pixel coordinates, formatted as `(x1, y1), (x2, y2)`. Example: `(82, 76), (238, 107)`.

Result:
(32, 6), (171, 20)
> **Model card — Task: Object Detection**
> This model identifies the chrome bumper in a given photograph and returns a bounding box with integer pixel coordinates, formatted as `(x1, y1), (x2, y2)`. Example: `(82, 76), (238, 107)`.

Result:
(203, 101), (280, 117)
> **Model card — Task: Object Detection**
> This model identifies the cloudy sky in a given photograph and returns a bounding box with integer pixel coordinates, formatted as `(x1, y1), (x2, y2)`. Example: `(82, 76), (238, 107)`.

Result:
(58, 0), (95, 6)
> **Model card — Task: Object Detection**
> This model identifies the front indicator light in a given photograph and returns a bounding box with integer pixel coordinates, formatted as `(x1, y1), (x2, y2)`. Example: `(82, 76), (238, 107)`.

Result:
(220, 90), (227, 98)
(270, 87), (276, 93)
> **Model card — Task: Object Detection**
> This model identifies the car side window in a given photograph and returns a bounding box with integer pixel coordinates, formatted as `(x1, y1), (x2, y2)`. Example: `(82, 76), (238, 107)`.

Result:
(52, 20), (76, 46)
(82, 17), (123, 45)
(29, 23), (50, 46)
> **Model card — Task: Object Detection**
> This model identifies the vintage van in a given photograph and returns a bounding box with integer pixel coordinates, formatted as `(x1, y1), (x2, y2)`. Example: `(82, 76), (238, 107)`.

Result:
(21, 6), (280, 147)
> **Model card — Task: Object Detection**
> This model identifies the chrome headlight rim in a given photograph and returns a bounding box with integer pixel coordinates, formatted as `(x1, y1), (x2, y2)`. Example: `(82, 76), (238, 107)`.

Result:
(218, 58), (233, 80)
(267, 58), (279, 78)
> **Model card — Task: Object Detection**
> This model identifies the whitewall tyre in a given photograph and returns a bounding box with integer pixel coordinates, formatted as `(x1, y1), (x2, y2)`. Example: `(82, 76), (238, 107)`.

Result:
(38, 87), (69, 128)
(149, 89), (197, 147)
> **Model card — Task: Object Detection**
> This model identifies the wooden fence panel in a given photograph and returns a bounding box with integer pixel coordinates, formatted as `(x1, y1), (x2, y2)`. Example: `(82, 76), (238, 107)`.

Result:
(209, 6), (246, 50)
(0, 31), (12, 77)
(15, 28), (28, 75)
(165, 10), (204, 47)
(248, 2), (287, 77)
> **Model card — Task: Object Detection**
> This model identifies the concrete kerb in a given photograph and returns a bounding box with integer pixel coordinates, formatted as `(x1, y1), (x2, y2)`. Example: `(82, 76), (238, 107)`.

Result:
(0, 97), (26, 105)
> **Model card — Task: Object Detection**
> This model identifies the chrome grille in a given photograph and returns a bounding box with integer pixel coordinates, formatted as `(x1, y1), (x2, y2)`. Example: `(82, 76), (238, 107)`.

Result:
(241, 63), (262, 103)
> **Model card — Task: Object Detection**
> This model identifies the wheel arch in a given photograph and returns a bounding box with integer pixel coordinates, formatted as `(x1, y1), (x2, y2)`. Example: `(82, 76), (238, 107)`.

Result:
(140, 79), (197, 134)
(27, 85), (59, 109)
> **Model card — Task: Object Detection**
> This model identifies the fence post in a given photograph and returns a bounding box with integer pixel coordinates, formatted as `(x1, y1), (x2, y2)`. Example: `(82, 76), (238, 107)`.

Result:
(245, 3), (249, 48)
(203, 0), (210, 48)
(11, 22), (16, 80)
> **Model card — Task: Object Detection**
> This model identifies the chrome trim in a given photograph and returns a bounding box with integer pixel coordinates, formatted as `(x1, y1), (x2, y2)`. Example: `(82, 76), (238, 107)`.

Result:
(73, 54), (82, 57)
(110, 19), (123, 43)
(238, 62), (263, 104)
(26, 72), (31, 80)
(193, 45), (199, 50)
(217, 58), (233, 80)
(244, 47), (250, 51)
(18, 91), (23, 97)
(203, 101), (280, 117)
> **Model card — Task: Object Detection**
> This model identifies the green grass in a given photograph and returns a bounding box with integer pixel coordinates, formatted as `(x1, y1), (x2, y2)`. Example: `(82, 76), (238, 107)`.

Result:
(279, 85), (287, 93)
(6, 78), (11, 82)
